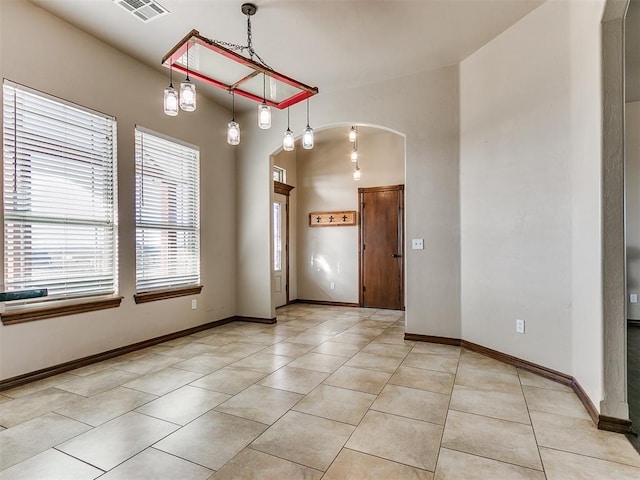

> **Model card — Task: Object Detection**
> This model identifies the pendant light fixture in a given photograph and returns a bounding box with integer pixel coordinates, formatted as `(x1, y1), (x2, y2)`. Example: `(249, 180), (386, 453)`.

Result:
(349, 126), (357, 143)
(227, 90), (240, 146)
(180, 44), (196, 112)
(353, 164), (361, 181)
(162, 4), (319, 143)
(163, 63), (179, 116)
(283, 108), (295, 151)
(258, 73), (272, 129)
(351, 126), (358, 162)
(302, 99), (314, 150)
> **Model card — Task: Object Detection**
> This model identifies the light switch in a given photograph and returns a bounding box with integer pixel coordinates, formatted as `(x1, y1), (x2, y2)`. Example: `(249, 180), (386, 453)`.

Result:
(412, 239), (424, 250)
(631, 293), (638, 304)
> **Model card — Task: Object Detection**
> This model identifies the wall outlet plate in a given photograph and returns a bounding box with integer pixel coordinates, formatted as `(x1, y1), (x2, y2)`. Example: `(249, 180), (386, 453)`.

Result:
(412, 238), (424, 250)
(631, 293), (638, 304)
(191, 299), (197, 310)
(516, 319), (525, 334)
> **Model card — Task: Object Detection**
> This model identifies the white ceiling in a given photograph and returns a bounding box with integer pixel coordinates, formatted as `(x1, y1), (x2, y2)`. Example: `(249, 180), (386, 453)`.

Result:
(30, 0), (545, 110)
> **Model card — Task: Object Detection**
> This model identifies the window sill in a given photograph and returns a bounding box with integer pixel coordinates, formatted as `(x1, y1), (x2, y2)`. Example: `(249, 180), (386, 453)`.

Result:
(134, 285), (203, 304)
(1, 296), (124, 325)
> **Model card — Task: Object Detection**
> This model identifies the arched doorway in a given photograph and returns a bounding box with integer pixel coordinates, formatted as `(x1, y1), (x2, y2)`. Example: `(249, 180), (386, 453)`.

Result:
(269, 124), (406, 313)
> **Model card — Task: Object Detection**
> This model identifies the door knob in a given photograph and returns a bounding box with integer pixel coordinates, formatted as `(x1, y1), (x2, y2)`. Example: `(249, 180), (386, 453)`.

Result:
(391, 253), (402, 258)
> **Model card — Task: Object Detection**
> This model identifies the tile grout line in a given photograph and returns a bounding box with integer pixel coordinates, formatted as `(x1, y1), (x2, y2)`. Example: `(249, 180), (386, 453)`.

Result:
(518, 366), (548, 478)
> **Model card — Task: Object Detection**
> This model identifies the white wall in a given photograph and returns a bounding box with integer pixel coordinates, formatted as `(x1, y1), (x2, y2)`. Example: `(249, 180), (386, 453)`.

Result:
(294, 129), (404, 303)
(237, 66), (461, 334)
(627, 102), (640, 319)
(460, 0), (605, 405)
(0, 1), (236, 380)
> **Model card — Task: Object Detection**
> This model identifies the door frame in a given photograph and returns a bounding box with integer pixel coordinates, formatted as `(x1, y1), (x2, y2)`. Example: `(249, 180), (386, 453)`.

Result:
(358, 184), (405, 309)
(274, 181), (294, 305)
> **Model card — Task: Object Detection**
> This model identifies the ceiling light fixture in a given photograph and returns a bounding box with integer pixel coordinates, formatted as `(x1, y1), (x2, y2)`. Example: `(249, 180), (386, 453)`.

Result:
(350, 125), (361, 180)
(179, 43), (196, 112)
(163, 63), (179, 116)
(349, 126), (357, 143)
(302, 99), (314, 150)
(351, 126), (358, 162)
(162, 3), (318, 132)
(258, 74), (271, 129)
(283, 108), (295, 152)
(227, 90), (240, 146)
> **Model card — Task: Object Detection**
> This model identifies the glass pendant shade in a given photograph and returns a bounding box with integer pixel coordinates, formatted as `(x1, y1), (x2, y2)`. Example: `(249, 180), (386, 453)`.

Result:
(258, 102), (271, 129)
(349, 126), (357, 142)
(353, 166), (361, 181)
(302, 126), (314, 150)
(164, 86), (179, 116)
(180, 79), (197, 111)
(351, 148), (358, 162)
(283, 128), (295, 151)
(227, 121), (240, 145)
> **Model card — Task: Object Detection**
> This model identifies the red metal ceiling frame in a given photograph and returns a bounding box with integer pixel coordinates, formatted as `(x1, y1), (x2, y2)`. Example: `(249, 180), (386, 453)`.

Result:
(162, 30), (318, 110)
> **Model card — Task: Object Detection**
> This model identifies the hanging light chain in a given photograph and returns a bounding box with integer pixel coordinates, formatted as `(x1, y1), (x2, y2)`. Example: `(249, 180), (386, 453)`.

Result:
(247, 12), (254, 58)
(205, 9), (272, 70)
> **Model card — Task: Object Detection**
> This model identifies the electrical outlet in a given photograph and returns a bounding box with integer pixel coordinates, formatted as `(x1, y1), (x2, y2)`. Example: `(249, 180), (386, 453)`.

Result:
(191, 299), (197, 310)
(631, 293), (638, 304)
(411, 239), (424, 250)
(330, 282), (335, 290)
(516, 319), (525, 334)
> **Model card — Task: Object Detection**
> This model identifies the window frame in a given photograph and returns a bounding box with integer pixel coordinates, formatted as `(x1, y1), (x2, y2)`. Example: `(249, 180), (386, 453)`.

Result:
(1, 80), (121, 324)
(133, 126), (201, 303)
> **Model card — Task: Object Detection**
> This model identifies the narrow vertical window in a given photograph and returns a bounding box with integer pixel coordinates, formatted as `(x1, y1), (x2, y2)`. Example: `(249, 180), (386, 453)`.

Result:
(273, 202), (282, 271)
(2, 81), (117, 298)
(135, 127), (200, 292)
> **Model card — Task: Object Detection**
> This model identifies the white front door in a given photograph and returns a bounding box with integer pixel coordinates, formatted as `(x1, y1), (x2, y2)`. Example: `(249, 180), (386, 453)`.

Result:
(273, 194), (287, 307)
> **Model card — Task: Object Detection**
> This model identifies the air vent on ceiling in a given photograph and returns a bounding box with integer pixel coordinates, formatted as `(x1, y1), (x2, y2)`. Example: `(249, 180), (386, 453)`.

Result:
(113, 0), (169, 23)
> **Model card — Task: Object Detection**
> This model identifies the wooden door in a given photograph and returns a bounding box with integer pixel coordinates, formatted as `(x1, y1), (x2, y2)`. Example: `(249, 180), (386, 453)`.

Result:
(359, 185), (404, 309)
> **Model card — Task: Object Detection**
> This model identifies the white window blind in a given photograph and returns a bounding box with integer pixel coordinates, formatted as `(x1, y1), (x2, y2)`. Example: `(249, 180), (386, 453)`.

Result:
(2, 81), (118, 298)
(135, 127), (200, 292)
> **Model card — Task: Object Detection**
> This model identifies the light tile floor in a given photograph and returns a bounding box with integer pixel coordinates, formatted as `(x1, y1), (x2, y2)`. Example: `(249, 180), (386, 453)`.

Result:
(0, 304), (639, 479)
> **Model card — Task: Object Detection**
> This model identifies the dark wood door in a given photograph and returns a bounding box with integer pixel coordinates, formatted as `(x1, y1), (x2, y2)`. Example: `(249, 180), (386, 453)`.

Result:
(359, 185), (404, 309)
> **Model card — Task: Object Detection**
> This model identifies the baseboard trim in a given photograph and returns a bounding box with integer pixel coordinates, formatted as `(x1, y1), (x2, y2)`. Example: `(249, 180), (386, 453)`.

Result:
(290, 299), (360, 308)
(461, 340), (574, 387)
(570, 377), (600, 426)
(0, 316), (235, 392)
(404, 333), (461, 346)
(406, 333), (632, 434)
(234, 316), (277, 324)
(598, 415), (634, 434)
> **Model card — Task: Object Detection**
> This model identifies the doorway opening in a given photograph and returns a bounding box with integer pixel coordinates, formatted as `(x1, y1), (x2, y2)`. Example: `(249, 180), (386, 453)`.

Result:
(624, 0), (640, 446)
(270, 124), (406, 312)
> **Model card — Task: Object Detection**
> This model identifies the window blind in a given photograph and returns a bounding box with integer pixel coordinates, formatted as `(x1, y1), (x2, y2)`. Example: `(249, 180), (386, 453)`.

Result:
(135, 127), (200, 292)
(2, 81), (118, 298)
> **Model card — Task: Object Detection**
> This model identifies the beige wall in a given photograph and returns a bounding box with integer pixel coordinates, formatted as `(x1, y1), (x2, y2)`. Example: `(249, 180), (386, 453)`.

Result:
(294, 128), (404, 303)
(0, 1), (236, 380)
(627, 102), (640, 319)
(460, 0), (605, 405)
(236, 66), (461, 333)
